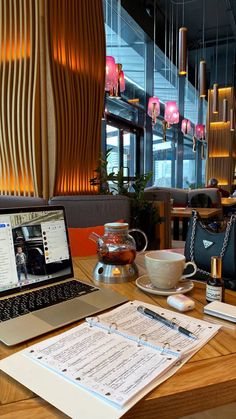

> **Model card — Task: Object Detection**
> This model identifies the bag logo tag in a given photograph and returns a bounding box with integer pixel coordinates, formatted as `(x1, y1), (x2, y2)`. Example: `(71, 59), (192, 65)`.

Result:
(203, 240), (214, 249)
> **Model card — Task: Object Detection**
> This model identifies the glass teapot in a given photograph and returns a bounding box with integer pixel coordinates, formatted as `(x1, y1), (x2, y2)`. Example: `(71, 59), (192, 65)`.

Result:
(89, 222), (148, 265)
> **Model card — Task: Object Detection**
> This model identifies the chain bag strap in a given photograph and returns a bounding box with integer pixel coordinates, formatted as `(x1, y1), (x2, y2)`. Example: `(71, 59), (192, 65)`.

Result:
(189, 210), (236, 276)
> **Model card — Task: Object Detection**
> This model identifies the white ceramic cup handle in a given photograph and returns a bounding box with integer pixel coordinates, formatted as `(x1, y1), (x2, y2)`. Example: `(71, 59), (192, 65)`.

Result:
(181, 261), (197, 279)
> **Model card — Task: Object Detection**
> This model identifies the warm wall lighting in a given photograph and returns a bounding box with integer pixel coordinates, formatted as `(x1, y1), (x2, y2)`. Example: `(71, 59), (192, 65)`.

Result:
(181, 119), (191, 134)
(195, 124), (205, 139)
(1, 40), (31, 62)
(223, 98), (228, 123)
(212, 83), (219, 114)
(178, 27), (187, 76)
(148, 97), (160, 125)
(164, 101), (179, 125)
(210, 121), (230, 128)
(209, 152), (230, 157)
(199, 60), (206, 97)
(230, 108), (235, 131)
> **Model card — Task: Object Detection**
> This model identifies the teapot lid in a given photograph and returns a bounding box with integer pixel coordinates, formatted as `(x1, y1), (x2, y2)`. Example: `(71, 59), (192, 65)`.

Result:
(104, 222), (128, 232)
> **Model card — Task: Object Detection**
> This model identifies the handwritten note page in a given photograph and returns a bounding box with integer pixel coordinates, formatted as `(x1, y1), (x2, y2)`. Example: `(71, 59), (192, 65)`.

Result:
(24, 323), (176, 407)
(91, 301), (221, 357)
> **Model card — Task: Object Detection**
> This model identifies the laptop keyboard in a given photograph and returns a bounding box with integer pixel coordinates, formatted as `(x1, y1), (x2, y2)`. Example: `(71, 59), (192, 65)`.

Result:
(0, 280), (99, 322)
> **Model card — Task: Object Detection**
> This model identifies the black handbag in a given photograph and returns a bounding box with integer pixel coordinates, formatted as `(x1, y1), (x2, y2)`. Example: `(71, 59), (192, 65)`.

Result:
(185, 210), (236, 290)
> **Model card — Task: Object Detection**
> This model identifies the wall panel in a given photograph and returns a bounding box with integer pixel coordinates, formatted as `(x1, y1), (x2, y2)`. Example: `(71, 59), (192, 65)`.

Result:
(46, 0), (105, 196)
(206, 87), (236, 190)
(0, 0), (41, 196)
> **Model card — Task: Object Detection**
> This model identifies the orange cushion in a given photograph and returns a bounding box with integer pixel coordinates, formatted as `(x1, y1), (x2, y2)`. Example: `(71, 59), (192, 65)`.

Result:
(68, 220), (124, 257)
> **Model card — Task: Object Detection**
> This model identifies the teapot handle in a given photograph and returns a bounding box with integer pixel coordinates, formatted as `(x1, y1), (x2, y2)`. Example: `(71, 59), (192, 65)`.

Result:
(89, 232), (100, 243)
(128, 228), (148, 254)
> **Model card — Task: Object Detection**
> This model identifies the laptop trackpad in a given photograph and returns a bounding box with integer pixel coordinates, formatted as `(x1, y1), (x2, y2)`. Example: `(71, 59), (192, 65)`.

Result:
(34, 300), (97, 326)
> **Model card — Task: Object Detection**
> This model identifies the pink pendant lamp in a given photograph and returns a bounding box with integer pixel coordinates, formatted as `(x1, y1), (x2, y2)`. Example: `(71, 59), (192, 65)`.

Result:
(181, 118), (191, 134)
(195, 124), (205, 139)
(105, 56), (117, 91)
(164, 101), (179, 125)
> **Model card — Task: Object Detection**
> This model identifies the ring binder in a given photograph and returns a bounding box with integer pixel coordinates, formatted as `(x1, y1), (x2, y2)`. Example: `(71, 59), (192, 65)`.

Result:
(161, 342), (170, 355)
(137, 333), (148, 347)
(108, 322), (118, 334)
(88, 316), (100, 327)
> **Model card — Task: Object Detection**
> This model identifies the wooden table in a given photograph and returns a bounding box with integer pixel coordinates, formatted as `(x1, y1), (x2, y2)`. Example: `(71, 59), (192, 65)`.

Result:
(171, 207), (222, 240)
(1, 255), (236, 419)
(221, 197), (236, 206)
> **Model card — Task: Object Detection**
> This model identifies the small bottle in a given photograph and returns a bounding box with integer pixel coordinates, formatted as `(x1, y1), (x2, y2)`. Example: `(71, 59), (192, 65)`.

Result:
(206, 256), (224, 303)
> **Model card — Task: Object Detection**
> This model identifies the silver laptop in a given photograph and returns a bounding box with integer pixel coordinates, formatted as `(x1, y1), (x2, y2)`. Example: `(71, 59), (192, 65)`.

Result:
(0, 206), (127, 346)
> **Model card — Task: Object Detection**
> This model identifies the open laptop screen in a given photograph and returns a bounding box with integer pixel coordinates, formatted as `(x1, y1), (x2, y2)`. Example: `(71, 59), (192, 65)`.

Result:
(0, 206), (73, 296)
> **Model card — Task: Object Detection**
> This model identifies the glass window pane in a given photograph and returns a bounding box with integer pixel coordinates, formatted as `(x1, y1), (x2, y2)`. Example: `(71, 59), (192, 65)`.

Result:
(183, 137), (196, 188)
(106, 125), (120, 174)
(123, 131), (136, 177)
(152, 126), (176, 187)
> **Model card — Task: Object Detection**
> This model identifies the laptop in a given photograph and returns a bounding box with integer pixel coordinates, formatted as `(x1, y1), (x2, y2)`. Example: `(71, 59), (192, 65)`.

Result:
(0, 206), (128, 346)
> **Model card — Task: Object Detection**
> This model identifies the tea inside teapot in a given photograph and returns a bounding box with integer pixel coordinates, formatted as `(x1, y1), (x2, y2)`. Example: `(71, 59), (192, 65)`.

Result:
(99, 246), (136, 265)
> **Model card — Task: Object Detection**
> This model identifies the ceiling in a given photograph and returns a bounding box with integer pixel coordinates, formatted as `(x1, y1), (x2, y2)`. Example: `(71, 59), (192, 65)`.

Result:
(121, 0), (236, 87)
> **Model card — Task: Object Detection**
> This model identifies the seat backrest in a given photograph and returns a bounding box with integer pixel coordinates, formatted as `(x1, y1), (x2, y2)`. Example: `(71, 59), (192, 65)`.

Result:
(145, 186), (188, 207)
(48, 195), (131, 227)
(189, 193), (213, 208)
(188, 188), (221, 208)
(0, 195), (47, 208)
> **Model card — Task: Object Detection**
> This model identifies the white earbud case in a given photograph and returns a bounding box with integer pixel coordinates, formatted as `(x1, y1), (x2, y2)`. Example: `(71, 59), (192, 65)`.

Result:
(167, 294), (195, 312)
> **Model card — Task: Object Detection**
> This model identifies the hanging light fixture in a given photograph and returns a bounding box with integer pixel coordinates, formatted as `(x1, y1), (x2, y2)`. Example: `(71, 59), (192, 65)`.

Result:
(148, 97), (160, 126)
(212, 9), (219, 114)
(181, 118), (191, 134)
(222, 30), (229, 123)
(199, 0), (206, 97)
(199, 60), (206, 97)
(230, 109), (235, 131)
(178, 0), (187, 75)
(195, 123), (205, 139)
(105, 56), (116, 91)
(212, 83), (219, 114)
(147, 0), (160, 126)
(119, 70), (125, 92)
(164, 101), (179, 125)
(179, 27), (187, 75)
(107, 0), (125, 99)
(223, 98), (228, 123)
(109, 63), (123, 99)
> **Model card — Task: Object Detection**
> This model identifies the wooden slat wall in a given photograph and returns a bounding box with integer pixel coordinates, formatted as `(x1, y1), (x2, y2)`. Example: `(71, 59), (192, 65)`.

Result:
(0, 0), (105, 198)
(206, 87), (236, 190)
(0, 0), (41, 196)
(46, 0), (105, 196)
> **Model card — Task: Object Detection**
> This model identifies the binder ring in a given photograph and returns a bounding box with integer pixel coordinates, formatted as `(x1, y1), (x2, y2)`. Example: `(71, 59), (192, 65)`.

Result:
(137, 333), (148, 347)
(171, 317), (179, 325)
(88, 316), (100, 327)
(108, 322), (118, 334)
(161, 342), (170, 355)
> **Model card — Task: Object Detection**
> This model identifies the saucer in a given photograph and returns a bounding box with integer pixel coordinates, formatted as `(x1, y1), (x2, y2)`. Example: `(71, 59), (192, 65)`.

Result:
(135, 275), (194, 296)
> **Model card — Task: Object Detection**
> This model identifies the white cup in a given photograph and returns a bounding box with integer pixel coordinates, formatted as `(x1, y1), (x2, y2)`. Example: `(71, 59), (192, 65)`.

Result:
(145, 250), (197, 289)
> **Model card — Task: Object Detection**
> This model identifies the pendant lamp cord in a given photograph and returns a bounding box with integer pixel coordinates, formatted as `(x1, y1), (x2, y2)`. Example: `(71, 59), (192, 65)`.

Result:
(202, 0), (205, 59)
(215, 3), (219, 81)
